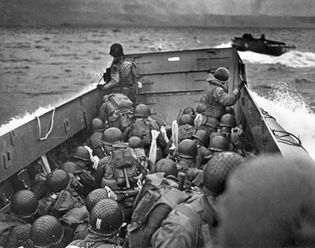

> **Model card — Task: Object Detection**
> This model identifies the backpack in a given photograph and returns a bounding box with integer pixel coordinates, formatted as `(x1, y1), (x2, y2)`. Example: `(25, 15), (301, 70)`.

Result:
(98, 93), (134, 128)
(0, 221), (19, 247)
(112, 147), (140, 189)
(126, 173), (190, 248)
(129, 119), (152, 147)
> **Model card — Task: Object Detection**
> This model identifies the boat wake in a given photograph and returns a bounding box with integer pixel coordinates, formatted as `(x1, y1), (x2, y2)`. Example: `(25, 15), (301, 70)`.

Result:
(214, 42), (315, 68)
(251, 89), (315, 161)
(239, 50), (315, 68)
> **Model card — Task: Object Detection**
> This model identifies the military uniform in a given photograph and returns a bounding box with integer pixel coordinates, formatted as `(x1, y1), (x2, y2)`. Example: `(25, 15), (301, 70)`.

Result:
(199, 78), (240, 120)
(151, 194), (216, 248)
(103, 59), (137, 104)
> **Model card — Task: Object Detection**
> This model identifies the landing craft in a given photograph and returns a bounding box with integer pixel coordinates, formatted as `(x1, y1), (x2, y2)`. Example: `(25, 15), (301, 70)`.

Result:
(0, 47), (311, 212)
(232, 33), (296, 56)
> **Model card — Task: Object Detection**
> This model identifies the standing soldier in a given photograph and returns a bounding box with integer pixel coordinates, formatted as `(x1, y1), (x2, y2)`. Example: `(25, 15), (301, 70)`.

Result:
(197, 67), (244, 125)
(98, 43), (138, 104)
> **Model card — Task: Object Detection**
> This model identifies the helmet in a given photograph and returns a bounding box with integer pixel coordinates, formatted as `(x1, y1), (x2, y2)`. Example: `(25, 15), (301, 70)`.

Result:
(192, 129), (210, 147)
(91, 118), (105, 132)
(85, 188), (109, 212)
(178, 114), (194, 126)
(46, 169), (71, 192)
(30, 215), (64, 247)
(220, 113), (236, 128)
(214, 67), (230, 81)
(209, 135), (228, 152)
(177, 139), (198, 159)
(109, 43), (124, 57)
(89, 199), (124, 236)
(11, 190), (38, 218)
(102, 127), (123, 145)
(134, 104), (151, 118)
(216, 155), (315, 247)
(196, 102), (207, 114)
(203, 152), (244, 196)
(155, 158), (178, 177)
(182, 107), (195, 117)
(202, 117), (218, 129)
(60, 161), (79, 174)
(72, 146), (91, 162)
(128, 136), (142, 148)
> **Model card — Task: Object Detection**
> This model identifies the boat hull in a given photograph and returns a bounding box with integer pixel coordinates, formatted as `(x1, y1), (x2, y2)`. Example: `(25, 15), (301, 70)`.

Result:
(232, 37), (295, 56)
(0, 47), (310, 212)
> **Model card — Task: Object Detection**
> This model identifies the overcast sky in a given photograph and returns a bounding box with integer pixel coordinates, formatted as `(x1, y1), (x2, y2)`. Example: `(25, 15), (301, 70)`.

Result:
(0, 0), (314, 27)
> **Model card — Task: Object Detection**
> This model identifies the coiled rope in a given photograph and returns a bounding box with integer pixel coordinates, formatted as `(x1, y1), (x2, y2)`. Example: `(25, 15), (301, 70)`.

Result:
(36, 108), (56, 141)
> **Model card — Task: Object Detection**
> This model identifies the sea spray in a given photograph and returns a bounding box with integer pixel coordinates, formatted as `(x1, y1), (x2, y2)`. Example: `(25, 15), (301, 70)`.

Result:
(0, 83), (98, 136)
(239, 50), (315, 68)
(251, 89), (315, 161)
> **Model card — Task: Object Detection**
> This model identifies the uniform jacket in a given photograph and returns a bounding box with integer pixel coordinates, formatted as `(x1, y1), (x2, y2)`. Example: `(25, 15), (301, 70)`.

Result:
(151, 195), (204, 248)
(199, 79), (240, 119)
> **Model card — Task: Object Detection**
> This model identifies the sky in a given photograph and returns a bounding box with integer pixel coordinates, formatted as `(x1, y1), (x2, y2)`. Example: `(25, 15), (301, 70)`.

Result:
(0, 0), (314, 27)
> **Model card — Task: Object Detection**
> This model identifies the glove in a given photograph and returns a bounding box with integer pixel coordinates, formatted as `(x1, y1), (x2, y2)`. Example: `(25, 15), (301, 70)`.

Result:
(237, 80), (246, 90)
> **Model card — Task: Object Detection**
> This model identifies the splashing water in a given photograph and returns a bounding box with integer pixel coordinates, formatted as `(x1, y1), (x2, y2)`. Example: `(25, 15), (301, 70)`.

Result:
(215, 41), (315, 68)
(215, 42), (232, 48)
(0, 83), (97, 136)
(251, 89), (315, 161)
(239, 50), (315, 68)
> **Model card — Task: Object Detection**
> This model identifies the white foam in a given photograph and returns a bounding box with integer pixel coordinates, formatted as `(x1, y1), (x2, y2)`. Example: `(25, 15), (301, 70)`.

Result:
(215, 42), (232, 48)
(251, 89), (315, 161)
(239, 50), (315, 68)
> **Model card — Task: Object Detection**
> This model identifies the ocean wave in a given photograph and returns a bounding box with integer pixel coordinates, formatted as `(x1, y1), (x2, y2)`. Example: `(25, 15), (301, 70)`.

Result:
(239, 50), (315, 68)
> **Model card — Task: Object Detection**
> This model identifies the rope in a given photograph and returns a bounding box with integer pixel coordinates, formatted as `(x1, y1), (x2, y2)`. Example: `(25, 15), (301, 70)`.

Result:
(271, 129), (305, 149)
(36, 108), (56, 141)
(260, 108), (276, 121)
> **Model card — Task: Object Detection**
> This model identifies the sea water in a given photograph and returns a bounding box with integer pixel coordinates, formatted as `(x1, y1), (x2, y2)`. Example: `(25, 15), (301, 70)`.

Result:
(1, 26), (315, 158)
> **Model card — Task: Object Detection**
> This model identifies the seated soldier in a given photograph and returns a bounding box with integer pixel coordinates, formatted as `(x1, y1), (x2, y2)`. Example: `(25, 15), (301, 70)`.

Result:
(68, 199), (124, 247)
(0, 190), (40, 248)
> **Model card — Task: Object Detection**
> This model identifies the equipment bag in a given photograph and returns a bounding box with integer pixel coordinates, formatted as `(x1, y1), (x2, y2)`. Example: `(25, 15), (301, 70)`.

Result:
(98, 93), (134, 127)
(127, 173), (190, 248)
(129, 119), (152, 147)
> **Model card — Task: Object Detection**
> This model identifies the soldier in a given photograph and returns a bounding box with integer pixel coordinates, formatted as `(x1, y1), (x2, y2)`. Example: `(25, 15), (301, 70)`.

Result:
(38, 169), (84, 217)
(151, 151), (244, 248)
(0, 190), (39, 248)
(123, 103), (167, 156)
(175, 139), (203, 188)
(217, 155), (315, 247)
(85, 118), (107, 159)
(30, 215), (65, 247)
(94, 141), (144, 222)
(71, 188), (111, 241)
(98, 43), (138, 104)
(197, 67), (244, 126)
(192, 129), (212, 169)
(68, 199), (124, 248)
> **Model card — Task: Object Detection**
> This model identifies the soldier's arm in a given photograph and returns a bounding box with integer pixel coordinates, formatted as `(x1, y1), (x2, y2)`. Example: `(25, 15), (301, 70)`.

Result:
(102, 64), (120, 91)
(215, 87), (240, 106)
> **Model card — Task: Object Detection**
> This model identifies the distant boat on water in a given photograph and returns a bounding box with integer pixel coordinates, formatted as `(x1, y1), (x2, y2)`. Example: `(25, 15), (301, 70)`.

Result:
(232, 33), (296, 56)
